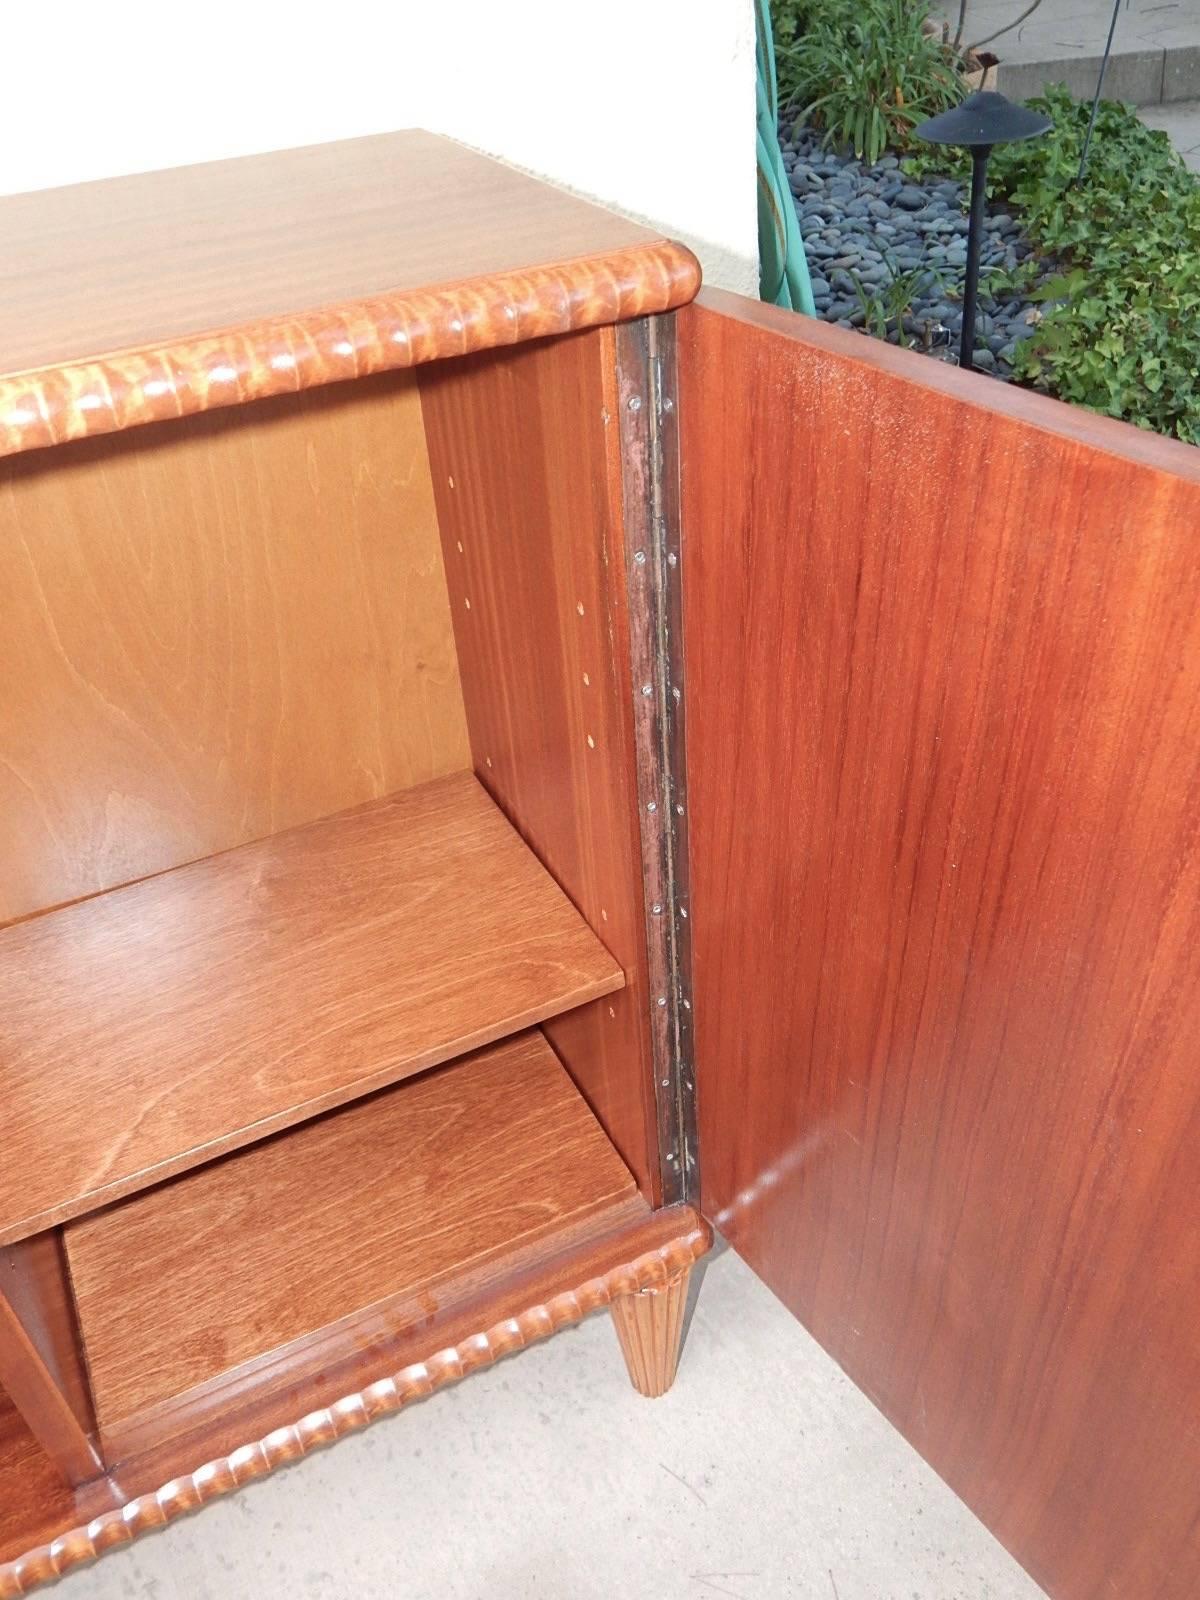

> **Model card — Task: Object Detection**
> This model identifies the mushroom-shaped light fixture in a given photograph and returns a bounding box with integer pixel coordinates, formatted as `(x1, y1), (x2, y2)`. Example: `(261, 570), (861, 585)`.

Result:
(914, 92), (1052, 373)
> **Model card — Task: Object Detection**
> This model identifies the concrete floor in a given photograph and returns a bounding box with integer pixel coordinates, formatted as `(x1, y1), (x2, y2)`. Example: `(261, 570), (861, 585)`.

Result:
(933, 0), (1200, 104)
(62, 1248), (1046, 1600)
(1141, 99), (1200, 168)
(939, 0), (1198, 64)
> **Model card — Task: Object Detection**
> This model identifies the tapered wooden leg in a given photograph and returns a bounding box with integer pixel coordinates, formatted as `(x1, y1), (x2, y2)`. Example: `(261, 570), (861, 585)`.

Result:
(610, 1267), (691, 1397)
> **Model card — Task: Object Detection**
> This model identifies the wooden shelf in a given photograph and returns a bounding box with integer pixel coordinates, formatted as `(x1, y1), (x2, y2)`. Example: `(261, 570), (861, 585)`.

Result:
(63, 1030), (636, 1433)
(2, 1202), (710, 1584)
(0, 772), (623, 1246)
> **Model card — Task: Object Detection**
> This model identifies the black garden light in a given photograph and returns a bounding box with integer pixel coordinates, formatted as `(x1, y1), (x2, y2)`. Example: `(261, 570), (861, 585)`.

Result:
(915, 92), (1052, 372)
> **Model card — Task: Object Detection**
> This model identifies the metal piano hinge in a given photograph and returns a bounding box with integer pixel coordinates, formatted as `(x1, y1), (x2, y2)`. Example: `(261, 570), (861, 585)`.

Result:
(615, 315), (698, 1206)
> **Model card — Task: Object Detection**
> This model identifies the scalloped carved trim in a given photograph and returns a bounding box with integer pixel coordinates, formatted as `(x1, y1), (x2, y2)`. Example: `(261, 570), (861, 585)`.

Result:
(0, 1225), (709, 1596)
(0, 242), (700, 460)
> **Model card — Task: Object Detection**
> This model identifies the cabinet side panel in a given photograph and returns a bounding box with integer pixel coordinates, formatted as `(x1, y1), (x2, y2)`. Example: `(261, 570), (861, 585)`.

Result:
(0, 1235), (99, 1486)
(420, 328), (658, 1199)
(0, 1238), (92, 1445)
(681, 291), (1200, 1600)
(0, 370), (469, 925)
(0, 1387), (80, 1568)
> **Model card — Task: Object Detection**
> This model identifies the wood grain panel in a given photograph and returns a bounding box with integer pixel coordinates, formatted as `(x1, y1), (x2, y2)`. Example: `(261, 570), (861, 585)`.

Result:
(1, 1207), (710, 1596)
(66, 1031), (635, 1428)
(0, 1237), (96, 1484)
(0, 370), (468, 925)
(0, 130), (699, 457)
(421, 328), (659, 1198)
(0, 772), (623, 1245)
(681, 291), (1200, 1600)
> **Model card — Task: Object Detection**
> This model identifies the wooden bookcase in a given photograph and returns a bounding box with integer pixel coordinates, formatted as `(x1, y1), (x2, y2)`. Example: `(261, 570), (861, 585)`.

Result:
(0, 132), (709, 1589)
(5, 127), (1200, 1600)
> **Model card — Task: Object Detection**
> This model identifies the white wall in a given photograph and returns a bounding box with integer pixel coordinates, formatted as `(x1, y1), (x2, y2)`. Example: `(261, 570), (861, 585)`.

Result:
(3, 1), (758, 294)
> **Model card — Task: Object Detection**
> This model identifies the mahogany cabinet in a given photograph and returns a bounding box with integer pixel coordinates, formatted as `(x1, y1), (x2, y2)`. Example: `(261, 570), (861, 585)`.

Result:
(2, 130), (1200, 1600)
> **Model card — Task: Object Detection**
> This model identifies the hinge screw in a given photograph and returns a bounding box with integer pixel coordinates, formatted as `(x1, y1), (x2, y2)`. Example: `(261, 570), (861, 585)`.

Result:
(627, 395), (642, 413)
(663, 396), (675, 413)
(641, 683), (653, 697)
(646, 800), (657, 812)
(634, 549), (647, 565)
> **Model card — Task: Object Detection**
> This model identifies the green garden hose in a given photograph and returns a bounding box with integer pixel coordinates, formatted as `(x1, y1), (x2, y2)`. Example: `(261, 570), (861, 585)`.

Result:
(756, 0), (816, 312)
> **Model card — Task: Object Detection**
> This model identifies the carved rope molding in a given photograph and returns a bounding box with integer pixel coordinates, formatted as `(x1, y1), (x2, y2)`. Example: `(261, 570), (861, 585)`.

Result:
(0, 242), (701, 459)
(0, 1225), (710, 1597)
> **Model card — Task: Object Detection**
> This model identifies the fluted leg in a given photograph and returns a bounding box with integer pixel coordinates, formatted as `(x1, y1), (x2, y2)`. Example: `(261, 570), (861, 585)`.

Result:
(609, 1268), (691, 1397)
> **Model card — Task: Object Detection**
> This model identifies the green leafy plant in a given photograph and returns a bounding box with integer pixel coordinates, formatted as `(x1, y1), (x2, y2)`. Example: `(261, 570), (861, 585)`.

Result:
(771, 0), (810, 75)
(850, 258), (946, 342)
(773, 0), (962, 164)
(907, 85), (1200, 444)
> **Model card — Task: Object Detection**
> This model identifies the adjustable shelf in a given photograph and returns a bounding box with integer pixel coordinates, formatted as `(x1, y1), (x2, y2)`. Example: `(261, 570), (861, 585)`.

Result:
(0, 771), (625, 1246)
(64, 1030), (637, 1440)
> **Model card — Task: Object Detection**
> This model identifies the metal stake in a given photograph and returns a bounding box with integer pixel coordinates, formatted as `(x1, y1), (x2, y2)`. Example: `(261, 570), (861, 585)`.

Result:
(1077, 0), (1123, 184)
(961, 145), (993, 371)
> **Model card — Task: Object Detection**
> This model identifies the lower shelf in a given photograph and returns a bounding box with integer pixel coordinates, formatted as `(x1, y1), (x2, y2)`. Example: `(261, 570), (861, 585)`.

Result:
(2, 1204), (710, 1598)
(64, 1030), (634, 1444)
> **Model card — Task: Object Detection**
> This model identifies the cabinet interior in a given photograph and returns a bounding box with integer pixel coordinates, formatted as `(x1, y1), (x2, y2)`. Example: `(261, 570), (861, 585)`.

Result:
(0, 327), (660, 1507)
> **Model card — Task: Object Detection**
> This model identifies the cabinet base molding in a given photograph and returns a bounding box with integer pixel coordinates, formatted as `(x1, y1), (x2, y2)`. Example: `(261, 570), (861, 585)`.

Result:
(610, 1269), (692, 1398)
(0, 1211), (710, 1598)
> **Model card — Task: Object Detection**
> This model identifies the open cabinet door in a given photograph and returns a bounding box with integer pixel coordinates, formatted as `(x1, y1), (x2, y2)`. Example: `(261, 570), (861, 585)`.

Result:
(679, 290), (1200, 1600)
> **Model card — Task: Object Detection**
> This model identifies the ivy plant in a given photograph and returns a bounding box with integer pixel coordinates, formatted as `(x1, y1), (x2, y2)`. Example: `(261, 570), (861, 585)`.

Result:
(909, 86), (1200, 445)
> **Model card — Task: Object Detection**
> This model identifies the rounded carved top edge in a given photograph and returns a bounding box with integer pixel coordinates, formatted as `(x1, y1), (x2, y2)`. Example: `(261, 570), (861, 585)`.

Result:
(0, 242), (702, 460)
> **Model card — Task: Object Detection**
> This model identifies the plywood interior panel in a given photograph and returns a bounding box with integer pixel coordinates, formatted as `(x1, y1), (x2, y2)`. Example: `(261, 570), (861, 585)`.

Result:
(0, 369), (468, 925)
(680, 290), (1200, 1600)
(420, 327), (659, 1199)
(65, 1031), (636, 1431)
(0, 773), (623, 1245)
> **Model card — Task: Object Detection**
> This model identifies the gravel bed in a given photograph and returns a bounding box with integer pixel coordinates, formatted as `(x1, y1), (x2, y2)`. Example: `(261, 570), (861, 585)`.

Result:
(781, 123), (1058, 377)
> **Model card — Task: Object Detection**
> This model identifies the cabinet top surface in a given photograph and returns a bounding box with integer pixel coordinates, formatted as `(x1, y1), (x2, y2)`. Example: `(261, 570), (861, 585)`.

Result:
(0, 129), (699, 457)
